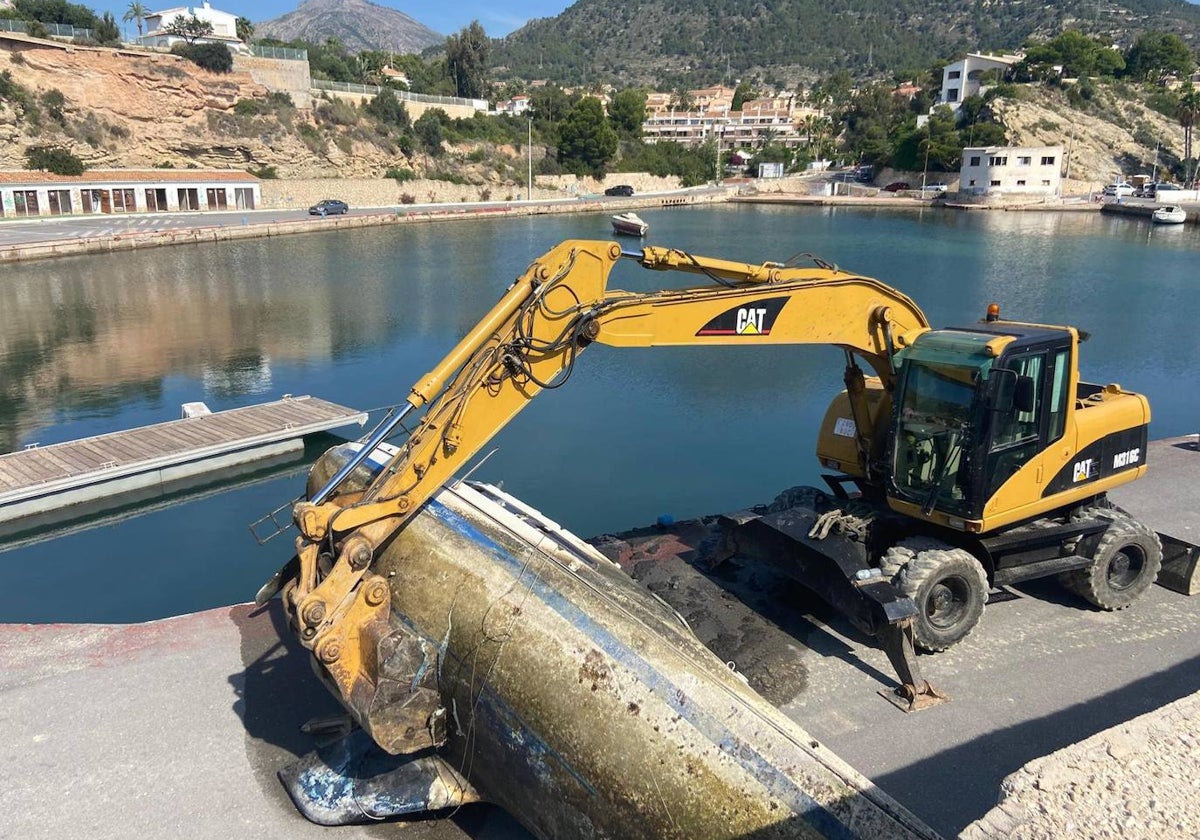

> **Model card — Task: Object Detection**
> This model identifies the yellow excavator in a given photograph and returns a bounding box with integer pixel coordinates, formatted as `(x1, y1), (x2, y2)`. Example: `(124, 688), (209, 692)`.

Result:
(271, 239), (1158, 719)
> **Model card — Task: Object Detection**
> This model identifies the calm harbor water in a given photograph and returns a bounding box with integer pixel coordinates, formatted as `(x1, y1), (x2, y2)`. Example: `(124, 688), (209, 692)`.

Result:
(2, 204), (1197, 623)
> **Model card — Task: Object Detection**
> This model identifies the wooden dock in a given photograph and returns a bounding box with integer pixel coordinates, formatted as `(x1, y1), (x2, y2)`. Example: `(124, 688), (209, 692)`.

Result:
(0, 395), (366, 523)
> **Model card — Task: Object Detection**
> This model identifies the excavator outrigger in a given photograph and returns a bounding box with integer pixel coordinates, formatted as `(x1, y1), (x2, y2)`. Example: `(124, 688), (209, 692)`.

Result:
(269, 239), (1159, 747)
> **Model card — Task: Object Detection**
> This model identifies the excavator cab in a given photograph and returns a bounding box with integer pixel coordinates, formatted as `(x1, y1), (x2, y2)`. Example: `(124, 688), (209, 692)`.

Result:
(882, 317), (1148, 533)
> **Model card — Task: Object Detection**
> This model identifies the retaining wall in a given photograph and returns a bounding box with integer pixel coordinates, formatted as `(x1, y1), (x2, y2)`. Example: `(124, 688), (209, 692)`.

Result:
(231, 54), (312, 108)
(258, 173), (684, 210)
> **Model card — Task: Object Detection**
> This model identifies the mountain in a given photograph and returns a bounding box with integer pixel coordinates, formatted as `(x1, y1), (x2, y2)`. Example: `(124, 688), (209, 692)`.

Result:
(256, 0), (443, 54)
(491, 0), (1200, 85)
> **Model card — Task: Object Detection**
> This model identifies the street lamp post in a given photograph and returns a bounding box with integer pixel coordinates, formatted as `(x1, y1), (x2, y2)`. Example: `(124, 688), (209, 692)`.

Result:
(527, 116), (533, 201)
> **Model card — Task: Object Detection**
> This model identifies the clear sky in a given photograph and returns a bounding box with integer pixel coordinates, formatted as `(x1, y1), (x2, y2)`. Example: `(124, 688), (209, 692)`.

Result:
(92, 0), (574, 39)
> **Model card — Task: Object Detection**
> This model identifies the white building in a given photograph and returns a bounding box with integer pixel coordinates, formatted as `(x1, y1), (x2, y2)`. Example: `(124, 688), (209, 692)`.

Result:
(938, 53), (1021, 109)
(0, 170), (261, 217)
(959, 146), (1063, 197)
(141, 2), (243, 51)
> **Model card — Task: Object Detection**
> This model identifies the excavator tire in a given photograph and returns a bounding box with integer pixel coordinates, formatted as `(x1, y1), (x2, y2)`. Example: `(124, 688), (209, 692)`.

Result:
(1062, 509), (1162, 610)
(893, 538), (989, 652)
(766, 485), (826, 513)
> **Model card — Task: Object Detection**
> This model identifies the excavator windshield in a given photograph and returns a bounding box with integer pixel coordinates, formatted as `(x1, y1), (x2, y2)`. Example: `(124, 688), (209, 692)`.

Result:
(890, 333), (995, 516)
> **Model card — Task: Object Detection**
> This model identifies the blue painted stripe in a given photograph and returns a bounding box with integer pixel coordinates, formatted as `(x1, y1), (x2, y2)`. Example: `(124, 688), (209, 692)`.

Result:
(426, 498), (861, 840)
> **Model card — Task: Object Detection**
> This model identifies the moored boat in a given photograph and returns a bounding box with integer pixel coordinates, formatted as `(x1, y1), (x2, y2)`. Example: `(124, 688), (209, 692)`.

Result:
(1153, 205), (1187, 225)
(610, 211), (648, 237)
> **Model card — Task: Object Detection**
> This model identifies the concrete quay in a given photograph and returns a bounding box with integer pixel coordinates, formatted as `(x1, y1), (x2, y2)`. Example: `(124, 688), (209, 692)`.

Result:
(0, 189), (730, 265)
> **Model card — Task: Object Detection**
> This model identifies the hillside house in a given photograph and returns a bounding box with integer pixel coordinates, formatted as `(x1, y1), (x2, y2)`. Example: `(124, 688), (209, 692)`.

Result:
(141, 2), (244, 51)
(938, 53), (1021, 109)
(959, 145), (1063, 197)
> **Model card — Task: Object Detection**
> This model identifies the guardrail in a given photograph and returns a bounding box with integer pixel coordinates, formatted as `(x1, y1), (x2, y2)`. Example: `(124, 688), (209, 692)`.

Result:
(310, 78), (486, 110)
(249, 44), (308, 61)
(0, 19), (93, 39)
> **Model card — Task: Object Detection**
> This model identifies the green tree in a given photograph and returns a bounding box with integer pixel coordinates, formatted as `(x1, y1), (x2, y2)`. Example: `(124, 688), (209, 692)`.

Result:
(122, 1), (146, 37)
(235, 16), (253, 43)
(364, 86), (410, 130)
(1022, 30), (1124, 78)
(414, 109), (445, 155)
(165, 14), (213, 45)
(607, 88), (646, 138)
(95, 11), (119, 45)
(25, 144), (84, 175)
(1124, 32), (1194, 83)
(556, 96), (617, 176)
(445, 21), (489, 100)
(731, 80), (757, 111)
(10, 0), (97, 29)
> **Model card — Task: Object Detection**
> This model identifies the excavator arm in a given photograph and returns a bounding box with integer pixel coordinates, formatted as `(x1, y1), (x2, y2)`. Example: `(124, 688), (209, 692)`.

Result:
(285, 239), (929, 684)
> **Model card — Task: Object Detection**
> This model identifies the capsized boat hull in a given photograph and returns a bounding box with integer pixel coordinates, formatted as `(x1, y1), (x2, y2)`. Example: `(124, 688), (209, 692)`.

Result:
(281, 447), (938, 840)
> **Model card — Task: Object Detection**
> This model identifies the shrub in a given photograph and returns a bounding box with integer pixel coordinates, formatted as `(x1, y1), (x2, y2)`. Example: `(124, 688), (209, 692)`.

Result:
(170, 42), (233, 74)
(316, 98), (358, 127)
(479, 188), (491, 201)
(399, 192), (416, 204)
(297, 122), (326, 153)
(26, 21), (48, 39)
(40, 90), (66, 124)
(385, 166), (416, 181)
(234, 98), (264, 116)
(364, 87), (410, 130)
(25, 144), (85, 175)
(335, 135), (352, 155)
(248, 165), (277, 179)
(9, 51), (25, 65)
(428, 170), (467, 184)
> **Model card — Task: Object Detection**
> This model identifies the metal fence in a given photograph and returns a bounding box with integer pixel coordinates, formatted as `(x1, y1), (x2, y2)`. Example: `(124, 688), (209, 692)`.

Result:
(249, 44), (308, 61)
(311, 78), (485, 109)
(0, 19), (93, 39)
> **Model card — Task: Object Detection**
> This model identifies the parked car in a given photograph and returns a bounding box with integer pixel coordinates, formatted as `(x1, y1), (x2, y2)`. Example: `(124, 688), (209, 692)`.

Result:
(921, 183), (949, 194)
(604, 184), (635, 197)
(1102, 182), (1133, 197)
(309, 199), (349, 215)
(882, 181), (910, 192)
(1151, 183), (1182, 197)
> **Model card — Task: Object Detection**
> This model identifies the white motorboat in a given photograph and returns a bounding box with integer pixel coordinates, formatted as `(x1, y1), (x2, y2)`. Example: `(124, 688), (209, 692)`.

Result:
(1152, 205), (1187, 224)
(611, 212), (648, 237)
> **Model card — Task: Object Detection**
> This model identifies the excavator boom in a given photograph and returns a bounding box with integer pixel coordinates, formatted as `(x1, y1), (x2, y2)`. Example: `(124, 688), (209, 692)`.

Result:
(285, 239), (930, 685)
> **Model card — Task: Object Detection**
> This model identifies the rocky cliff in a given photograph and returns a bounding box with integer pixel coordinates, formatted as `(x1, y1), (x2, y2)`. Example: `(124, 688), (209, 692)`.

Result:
(0, 38), (427, 178)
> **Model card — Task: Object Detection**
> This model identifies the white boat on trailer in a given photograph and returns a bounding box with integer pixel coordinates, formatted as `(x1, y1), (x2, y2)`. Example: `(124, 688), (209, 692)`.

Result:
(611, 211), (649, 237)
(1153, 205), (1187, 224)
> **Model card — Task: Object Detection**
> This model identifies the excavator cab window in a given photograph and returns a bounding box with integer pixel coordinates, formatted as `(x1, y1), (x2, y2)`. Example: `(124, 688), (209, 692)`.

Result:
(891, 354), (989, 517)
(983, 343), (1072, 497)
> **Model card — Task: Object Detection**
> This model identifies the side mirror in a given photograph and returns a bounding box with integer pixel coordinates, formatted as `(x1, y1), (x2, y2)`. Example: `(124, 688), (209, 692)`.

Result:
(1013, 375), (1036, 413)
(988, 368), (1016, 412)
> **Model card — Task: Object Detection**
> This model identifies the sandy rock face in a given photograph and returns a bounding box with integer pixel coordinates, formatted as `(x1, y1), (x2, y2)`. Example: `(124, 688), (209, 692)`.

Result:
(0, 42), (408, 177)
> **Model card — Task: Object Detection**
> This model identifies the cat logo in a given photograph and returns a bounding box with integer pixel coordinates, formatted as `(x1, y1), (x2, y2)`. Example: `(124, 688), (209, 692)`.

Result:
(736, 308), (768, 334)
(1072, 458), (1096, 483)
(696, 297), (790, 336)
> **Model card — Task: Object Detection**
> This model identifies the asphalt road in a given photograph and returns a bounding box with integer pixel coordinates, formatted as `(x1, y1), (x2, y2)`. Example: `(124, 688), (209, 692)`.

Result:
(0, 192), (703, 249)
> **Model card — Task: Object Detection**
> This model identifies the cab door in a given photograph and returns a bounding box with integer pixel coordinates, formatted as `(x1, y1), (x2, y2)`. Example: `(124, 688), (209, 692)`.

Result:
(985, 343), (1072, 499)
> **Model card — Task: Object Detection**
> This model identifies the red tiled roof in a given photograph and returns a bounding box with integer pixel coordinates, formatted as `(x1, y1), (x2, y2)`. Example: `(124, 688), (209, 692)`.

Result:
(0, 169), (260, 185)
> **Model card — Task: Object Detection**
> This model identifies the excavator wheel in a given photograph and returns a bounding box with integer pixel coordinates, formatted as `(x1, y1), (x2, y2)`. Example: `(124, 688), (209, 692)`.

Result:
(891, 538), (989, 652)
(1062, 509), (1162, 610)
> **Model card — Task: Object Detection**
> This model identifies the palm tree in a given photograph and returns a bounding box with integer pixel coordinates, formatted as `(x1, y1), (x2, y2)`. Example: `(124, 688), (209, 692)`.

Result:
(123, 1), (147, 38)
(235, 16), (254, 44)
(1178, 85), (1200, 183)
